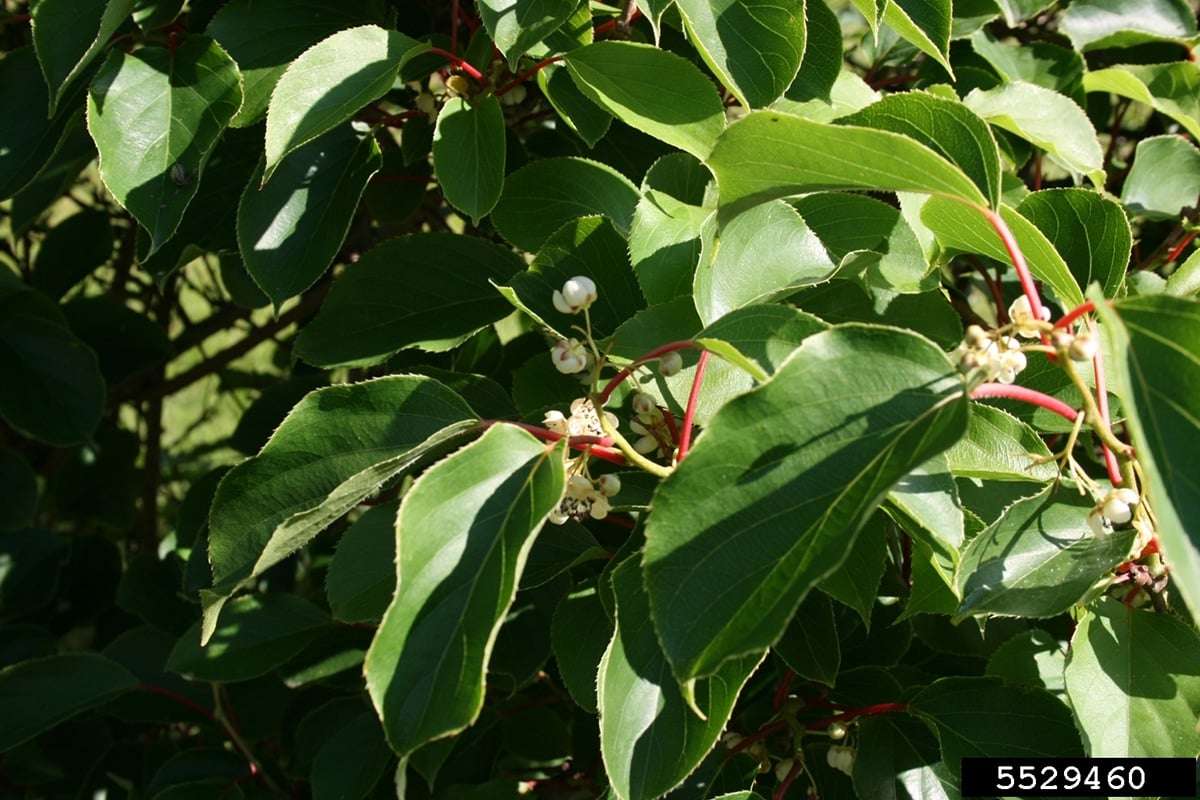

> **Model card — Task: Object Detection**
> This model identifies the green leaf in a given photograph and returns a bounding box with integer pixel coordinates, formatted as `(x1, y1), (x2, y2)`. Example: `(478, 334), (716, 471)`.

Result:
(32, 210), (112, 300)
(478, 0), (578, 67)
(364, 426), (566, 757)
(992, 0), (1055, 26)
(886, 454), (963, 569)
(693, 200), (835, 324)
(1085, 62), (1200, 144)
(0, 653), (137, 751)
(1094, 294), (1200, 619)
(0, 47), (87, 201)
(840, 91), (1001, 209)
(955, 486), (1136, 620)
(551, 582), (612, 713)
(792, 193), (934, 294)
(208, 0), (390, 128)
(168, 594), (332, 682)
(921, 197), (1086, 309)
(63, 297), (172, 387)
(296, 232), (525, 366)
(326, 501), (398, 624)
(946, 403), (1057, 482)
(785, 0), (842, 103)
(537, 63), (612, 147)
(1064, 598), (1200, 758)
(311, 712), (393, 800)
(239, 124), (381, 310)
(492, 157), (639, 253)
(1167, 249), (1200, 298)
(432, 95), (506, 225)
(500, 216), (645, 339)
(1122, 135), (1200, 221)
(0, 448), (38, 531)
(985, 628), (1068, 696)
(675, 0), (806, 108)
(565, 42), (726, 160)
(1017, 189), (1130, 299)
(708, 111), (988, 220)
(910, 676), (1084, 774)
(970, 30), (1084, 99)
(882, 0), (953, 77)
(87, 37), (242, 256)
(1061, 0), (1197, 51)
(964, 82), (1104, 187)
(819, 512), (890, 625)
(600, 560), (762, 800)
(0, 312), (105, 447)
(644, 325), (968, 684)
(772, 591), (840, 686)
(206, 376), (478, 614)
(31, 0), (135, 115)
(263, 25), (421, 181)
(853, 715), (956, 800)
(629, 153), (712, 305)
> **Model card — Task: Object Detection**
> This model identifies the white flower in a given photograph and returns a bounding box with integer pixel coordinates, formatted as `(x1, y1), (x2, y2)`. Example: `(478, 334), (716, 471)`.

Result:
(1102, 488), (1139, 525)
(1087, 508), (1110, 537)
(1009, 295), (1051, 338)
(597, 474), (621, 497)
(552, 275), (598, 314)
(548, 473), (615, 524)
(827, 745), (855, 776)
(775, 758), (795, 783)
(543, 409), (568, 435)
(630, 418), (660, 454)
(631, 392), (657, 416)
(659, 350), (683, 377)
(551, 338), (590, 374)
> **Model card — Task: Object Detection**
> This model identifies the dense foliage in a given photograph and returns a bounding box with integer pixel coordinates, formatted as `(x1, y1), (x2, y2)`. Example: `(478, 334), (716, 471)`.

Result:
(2, 0), (1200, 798)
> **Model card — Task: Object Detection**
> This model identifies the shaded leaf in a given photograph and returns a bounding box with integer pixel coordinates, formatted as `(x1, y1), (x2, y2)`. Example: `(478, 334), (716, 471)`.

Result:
(773, 591), (840, 686)
(31, 0), (135, 115)
(478, 0), (578, 66)
(364, 426), (566, 756)
(433, 95), (506, 225)
(629, 153), (712, 305)
(1017, 189), (1130, 299)
(326, 502), (398, 624)
(551, 582), (612, 713)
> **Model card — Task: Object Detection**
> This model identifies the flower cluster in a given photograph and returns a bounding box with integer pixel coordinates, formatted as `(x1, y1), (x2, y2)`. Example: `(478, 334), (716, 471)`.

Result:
(629, 392), (672, 457)
(548, 473), (621, 524)
(1087, 487), (1140, 536)
(952, 325), (1028, 384)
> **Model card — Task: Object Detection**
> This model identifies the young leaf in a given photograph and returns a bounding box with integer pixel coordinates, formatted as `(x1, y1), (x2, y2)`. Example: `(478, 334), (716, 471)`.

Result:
(643, 325), (968, 685)
(946, 403), (1057, 482)
(707, 112), (988, 220)
(206, 376), (478, 613)
(565, 42), (726, 160)
(31, 0), (135, 115)
(1122, 135), (1200, 220)
(600, 559), (763, 800)
(1084, 62), (1200, 141)
(296, 232), (526, 366)
(167, 594), (332, 682)
(1094, 294), (1200, 620)
(964, 82), (1104, 187)
(363, 426), (566, 757)
(87, 37), (242, 256)
(492, 157), (639, 253)
(239, 124), (382, 310)
(1060, 0), (1197, 51)
(955, 486), (1136, 620)
(0, 653), (138, 751)
(431, 95), (506, 225)
(1064, 598), (1200, 757)
(263, 25), (422, 181)
(674, 0), (806, 109)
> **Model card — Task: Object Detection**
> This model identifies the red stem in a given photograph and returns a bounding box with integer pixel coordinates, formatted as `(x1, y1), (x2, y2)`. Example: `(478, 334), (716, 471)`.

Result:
(597, 340), (703, 404)
(483, 420), (630, 466)
(497, 56), (564, 95)
(137, 683), (215, 721)
(727, 720), (789, 756)
(979, 207), (1046, 325)
(773, 669), (796, 712)
(371, 174), (434, 184)
(1053, 300), (1096, 330)
(806, 702), (908, 730)
(1165, 229), (1197, 264)
(427, 47), (485, 82)
(677, 350), (710, 460)
(450, 0), (460, 55)
(970, 383), (1080, 424)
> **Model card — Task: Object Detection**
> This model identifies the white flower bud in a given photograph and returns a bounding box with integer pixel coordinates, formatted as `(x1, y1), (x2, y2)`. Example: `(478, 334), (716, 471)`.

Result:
(1069, 332), (1099, 362)
(659, 350), (683, 377)
(597, 474), (621, 497)
(551, 339), (589, 374)
(1102, 497), (1133, 525)
(775, 758), (795, 783)
(552, 275), (598, 314)
(566, 475), (593, 497)
(828, 721), (847, 740)
(500, 83), (527, 106)
(1112, 488), (1140, 506)
(827, 745), (854, 776)
(416, 92), (437, 115)
(632, 392), (657, 416)
(1009, 295), (1050, 338)
(1087, 509), (1109, 537)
